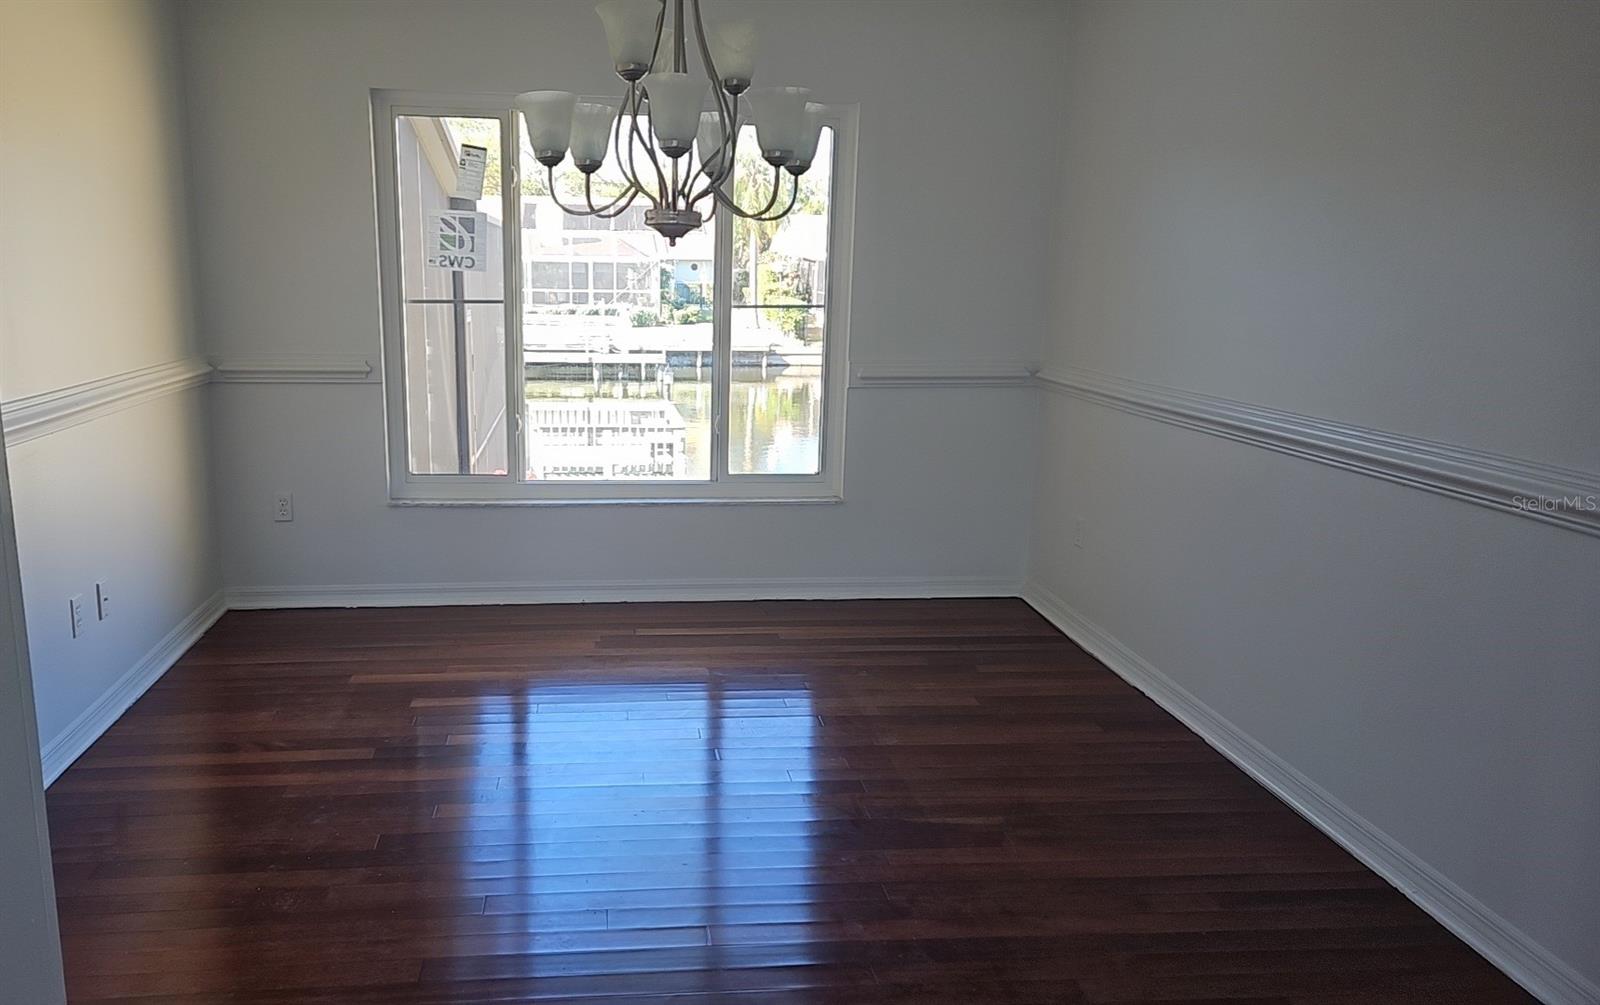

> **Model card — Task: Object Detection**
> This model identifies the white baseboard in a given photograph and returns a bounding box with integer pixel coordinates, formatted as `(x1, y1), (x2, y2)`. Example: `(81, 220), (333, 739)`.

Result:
(40, 592), (227, 786)
(226, 576), (1020, 609)
(39, 577), (1591, 1003)
(1021, 579), (1598, 1005)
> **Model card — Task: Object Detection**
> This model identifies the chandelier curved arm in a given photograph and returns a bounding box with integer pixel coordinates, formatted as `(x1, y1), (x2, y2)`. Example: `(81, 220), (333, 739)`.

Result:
(545, 167), (638, 218)
(690, 0), (738, 190)
(700, 164), (795, 221)
(684, 149), (727, 211)
(683, 136), (734, 210)
(684, 91), (741, 208)
(741, 172), (800, 222)
(587, 175), (640, 218)
(620, 84), (668, 208)
(604, 98), (652, 209)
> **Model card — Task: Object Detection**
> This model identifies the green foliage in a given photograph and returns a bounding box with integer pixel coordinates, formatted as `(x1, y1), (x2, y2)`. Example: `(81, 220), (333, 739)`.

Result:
(730, 140), (829, 268)
(673, 303), (712, 326)
(726, 129), (829, 343)
(760, 302), (813, 341)
(529, 304), (624, 318)
(625, 303), (708, 327)
(753, 263), (818, 341)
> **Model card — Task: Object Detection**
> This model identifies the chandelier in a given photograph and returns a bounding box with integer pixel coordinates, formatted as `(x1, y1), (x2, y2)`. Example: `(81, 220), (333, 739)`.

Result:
(514, 0), (822, 245)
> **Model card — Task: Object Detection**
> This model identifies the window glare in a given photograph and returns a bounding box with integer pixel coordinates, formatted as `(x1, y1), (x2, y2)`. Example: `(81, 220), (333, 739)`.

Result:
(729, 125), (831, 475)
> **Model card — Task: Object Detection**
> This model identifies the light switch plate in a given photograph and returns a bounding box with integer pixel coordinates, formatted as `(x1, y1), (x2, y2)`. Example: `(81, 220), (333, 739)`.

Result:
(70, 594), (86, 638)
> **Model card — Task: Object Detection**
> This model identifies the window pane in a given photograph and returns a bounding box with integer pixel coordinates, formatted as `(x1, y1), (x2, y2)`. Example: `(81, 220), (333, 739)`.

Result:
(727, 308), (825, 475)
(729, 125), (832, 475)
(622, 263), (653, 290)
(402, 303), (508, 474)
(732, 126), (830, 309)
(395, 116), (504, 302)
(394, 114), (508, 475)
(529, 261), (567, 288)
(520, 120), (713, 481)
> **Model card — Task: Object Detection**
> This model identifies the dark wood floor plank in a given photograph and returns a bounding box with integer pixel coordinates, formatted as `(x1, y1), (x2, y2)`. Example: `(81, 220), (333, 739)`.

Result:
(47, 599), (1532, 1002)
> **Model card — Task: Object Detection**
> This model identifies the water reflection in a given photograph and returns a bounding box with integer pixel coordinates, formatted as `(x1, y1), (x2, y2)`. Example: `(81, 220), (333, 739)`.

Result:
(449, 675), (821, 979)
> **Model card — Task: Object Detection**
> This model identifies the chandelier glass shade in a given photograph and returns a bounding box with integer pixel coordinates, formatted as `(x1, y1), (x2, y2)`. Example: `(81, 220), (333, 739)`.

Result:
(514, 0), (822, 244)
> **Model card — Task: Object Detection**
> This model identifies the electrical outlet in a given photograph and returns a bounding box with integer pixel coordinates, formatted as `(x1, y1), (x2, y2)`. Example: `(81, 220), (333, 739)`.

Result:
(273, 492), (294, 522)
(69, 594), (86, 638)
(96, 581), (112, 620)
(1073, 518), (1085, 549)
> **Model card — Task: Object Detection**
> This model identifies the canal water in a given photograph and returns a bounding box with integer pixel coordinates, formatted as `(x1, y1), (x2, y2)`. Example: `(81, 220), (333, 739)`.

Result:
(524, 373), (823, 477)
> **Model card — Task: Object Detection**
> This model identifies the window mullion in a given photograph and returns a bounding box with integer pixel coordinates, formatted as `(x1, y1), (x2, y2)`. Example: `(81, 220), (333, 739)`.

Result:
(712, 193), (734, 482)
(502, 108), (525, 483)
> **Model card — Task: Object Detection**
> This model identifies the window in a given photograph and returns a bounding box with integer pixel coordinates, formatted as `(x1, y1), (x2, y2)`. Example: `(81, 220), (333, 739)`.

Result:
(373, 90), (854, 503)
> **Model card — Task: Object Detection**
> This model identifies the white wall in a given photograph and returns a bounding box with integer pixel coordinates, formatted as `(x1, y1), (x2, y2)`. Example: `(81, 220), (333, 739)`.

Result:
(0, 0), (220, 766)
(1030, 0), (1599, 999)
(179, 0), (1057, 599)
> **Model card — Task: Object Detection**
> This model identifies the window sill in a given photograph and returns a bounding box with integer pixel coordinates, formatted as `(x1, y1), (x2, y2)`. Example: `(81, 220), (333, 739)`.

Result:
(387, 494), (844, 508)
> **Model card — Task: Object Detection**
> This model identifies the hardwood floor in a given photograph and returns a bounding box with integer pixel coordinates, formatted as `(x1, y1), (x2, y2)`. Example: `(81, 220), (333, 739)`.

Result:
(47, 599), (1531, 1003)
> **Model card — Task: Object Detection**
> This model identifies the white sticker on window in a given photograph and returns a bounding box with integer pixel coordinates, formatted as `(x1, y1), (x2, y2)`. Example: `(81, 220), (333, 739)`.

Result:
(426, 211), (488, 272)
(453, 144), (488, 200)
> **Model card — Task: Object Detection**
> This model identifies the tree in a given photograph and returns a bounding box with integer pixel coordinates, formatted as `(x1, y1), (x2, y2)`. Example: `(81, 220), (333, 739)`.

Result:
(728, 140), (828, 288)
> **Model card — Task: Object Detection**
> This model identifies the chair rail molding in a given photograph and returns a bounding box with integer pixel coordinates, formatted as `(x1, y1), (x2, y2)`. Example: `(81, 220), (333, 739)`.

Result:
(851, 361), (1038, 388)
(0, 357), (213, 445)
(1036, 365), (1600, 539)
(209, 355), (376, 383)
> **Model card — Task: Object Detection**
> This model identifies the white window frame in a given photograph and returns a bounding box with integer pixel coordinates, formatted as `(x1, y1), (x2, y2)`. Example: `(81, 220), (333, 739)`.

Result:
(372, 89), (856, 505)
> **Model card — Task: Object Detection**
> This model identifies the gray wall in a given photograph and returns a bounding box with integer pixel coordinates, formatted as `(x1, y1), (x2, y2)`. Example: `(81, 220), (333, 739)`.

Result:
(179, 0), (1058, 599)
(0, 436), (66, 1005)
(1031, 0), (1599, 995)
(5, 2), (1595, 999)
